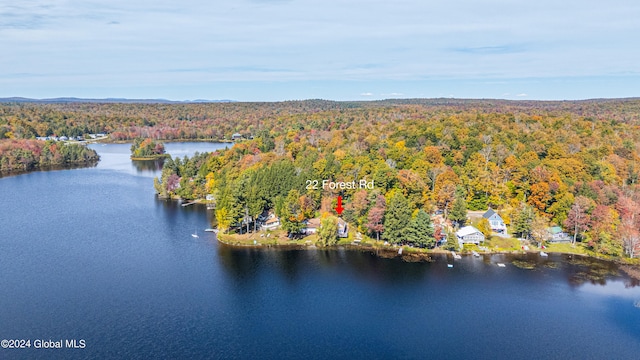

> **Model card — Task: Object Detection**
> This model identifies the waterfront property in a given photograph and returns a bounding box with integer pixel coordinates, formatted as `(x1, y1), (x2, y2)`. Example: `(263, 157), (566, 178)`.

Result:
(262, 213), (280, 230)
(303, 218), (321, 234)
(338, 219), (348, 238)
(456, 226), (485, 248)
(547, 226), (572, 243)
(2, 142), (640, 359)
(302, 217), (348, 237)
(483, 208), (507, 234)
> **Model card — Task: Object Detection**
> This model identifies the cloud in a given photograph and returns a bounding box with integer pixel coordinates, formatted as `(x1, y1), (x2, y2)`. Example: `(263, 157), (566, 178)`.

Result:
(1, 0), (639, 100)
(516, 93), (528, 97)
(451, 44), (526, 55)
(360, 92), (373, 96)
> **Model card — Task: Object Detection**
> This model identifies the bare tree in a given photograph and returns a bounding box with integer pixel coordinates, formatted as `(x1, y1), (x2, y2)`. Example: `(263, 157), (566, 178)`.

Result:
(479, 146), (493, 170)
(427, 166), (445, 191)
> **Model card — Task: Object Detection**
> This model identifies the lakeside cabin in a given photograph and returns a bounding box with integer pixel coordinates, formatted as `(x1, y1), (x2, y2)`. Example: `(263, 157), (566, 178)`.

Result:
(546, 226), (572, 243)
(303, 218), (349, 238)
(303, 218), (321, 234)
(337, 219), (348, 238)
(456, 226), (485, 248)
(483, 208), (507, 234)
(262, 213), (280, 230)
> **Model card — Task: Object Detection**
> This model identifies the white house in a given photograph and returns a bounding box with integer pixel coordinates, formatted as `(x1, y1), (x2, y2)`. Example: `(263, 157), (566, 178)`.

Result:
(262, 213), (280, 230)
(303, 218), (321, 234)
(483, 208), (507, 234)
(303, 217), (349, 237)
(337, 219), (348, 238)
(456, 226), (485, 248)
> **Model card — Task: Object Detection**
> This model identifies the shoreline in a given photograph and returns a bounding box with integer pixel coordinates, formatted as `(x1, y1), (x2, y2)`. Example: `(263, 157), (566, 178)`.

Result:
(130, 154), (171, 160)
(101, 138), (233, 144)
(216, 233), (640, 277)
(0, 159), (99, 178)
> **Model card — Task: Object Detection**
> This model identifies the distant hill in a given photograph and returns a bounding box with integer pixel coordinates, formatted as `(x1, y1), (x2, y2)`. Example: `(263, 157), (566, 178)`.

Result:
(0, 97), (236, 104)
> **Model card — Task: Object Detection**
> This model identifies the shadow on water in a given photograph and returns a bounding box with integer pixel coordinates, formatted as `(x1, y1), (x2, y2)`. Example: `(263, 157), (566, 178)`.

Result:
(216, 245), (307, 285)
(218, 245), (432, 287)
(216, 244), (640, 291)
(274, 250), (304, 282)
(217, 244), (265, 283)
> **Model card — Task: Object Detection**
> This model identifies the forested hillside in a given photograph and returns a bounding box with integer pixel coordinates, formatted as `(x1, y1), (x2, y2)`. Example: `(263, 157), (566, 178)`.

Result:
(2, 98), (639, 256)
(142, 99), (640, 258)
(1, 98), (639, 141)
(0, 139), (99, 173)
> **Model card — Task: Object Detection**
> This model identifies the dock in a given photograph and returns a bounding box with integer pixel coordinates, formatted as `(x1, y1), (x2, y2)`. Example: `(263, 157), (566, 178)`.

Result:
(181, 201), (197, 207)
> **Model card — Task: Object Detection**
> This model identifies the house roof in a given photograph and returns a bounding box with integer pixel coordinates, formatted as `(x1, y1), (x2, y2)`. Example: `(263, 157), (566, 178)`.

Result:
(456, 226), (482, 237)
(306, 218), (321, 228)
(548, 226), (564, 234)
(265, 217), (279, 224)
(483, 208), (498, 219)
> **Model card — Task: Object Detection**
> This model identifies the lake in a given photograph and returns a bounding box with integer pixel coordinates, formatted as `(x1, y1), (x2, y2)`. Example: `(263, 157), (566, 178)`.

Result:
(1, 143), (639, 359)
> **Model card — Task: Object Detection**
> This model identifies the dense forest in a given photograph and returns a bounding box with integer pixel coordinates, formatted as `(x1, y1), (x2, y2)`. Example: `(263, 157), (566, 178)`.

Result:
(1, 98), (639, 141)
(130, 138), (167, 159)
(0, 139), (99, 173)
(2, 98), (640, 257)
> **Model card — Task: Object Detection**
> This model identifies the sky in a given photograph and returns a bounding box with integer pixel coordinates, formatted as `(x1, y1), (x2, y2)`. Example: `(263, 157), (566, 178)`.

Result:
(1, 0), (639, 101)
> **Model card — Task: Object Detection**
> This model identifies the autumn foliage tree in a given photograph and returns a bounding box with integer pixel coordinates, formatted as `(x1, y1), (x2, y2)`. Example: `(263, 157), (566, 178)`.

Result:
(564, 196), (594, 245)
(366, 195), (386, 241)
(617, 196), (640, 257)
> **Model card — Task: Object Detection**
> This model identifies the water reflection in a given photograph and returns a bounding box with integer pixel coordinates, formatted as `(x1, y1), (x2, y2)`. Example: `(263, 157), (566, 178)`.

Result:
(217, 246), (640, 290)
(217, 246), (434, 287)
(132, 159), (165, 173)
(217, 245), (264, 283)
(0, 161), (99, 178)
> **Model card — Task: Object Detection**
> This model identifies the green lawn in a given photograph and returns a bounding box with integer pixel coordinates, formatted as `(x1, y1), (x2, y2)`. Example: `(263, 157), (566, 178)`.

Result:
(486, 236), (521, 251)
(544, 242), (589, 255)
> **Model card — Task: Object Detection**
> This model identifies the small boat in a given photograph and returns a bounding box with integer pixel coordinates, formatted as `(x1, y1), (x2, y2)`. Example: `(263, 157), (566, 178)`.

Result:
(204, 228), (218, 233)
(497, 263), (506, 267)
(447, 264), (454, 268)
(472, 251), (480, 258)
(540, 251), (548, 257)
(398, 247), (403, 255)
(191, 229), (199, 238)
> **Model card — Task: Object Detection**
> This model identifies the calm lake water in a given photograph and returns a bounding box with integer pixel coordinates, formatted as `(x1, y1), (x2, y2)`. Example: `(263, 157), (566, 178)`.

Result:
(1, 143), (639, 359)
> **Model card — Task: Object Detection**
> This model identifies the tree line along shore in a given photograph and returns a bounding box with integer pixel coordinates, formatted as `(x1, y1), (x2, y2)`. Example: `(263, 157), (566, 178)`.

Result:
(1, 99), (639, 260)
